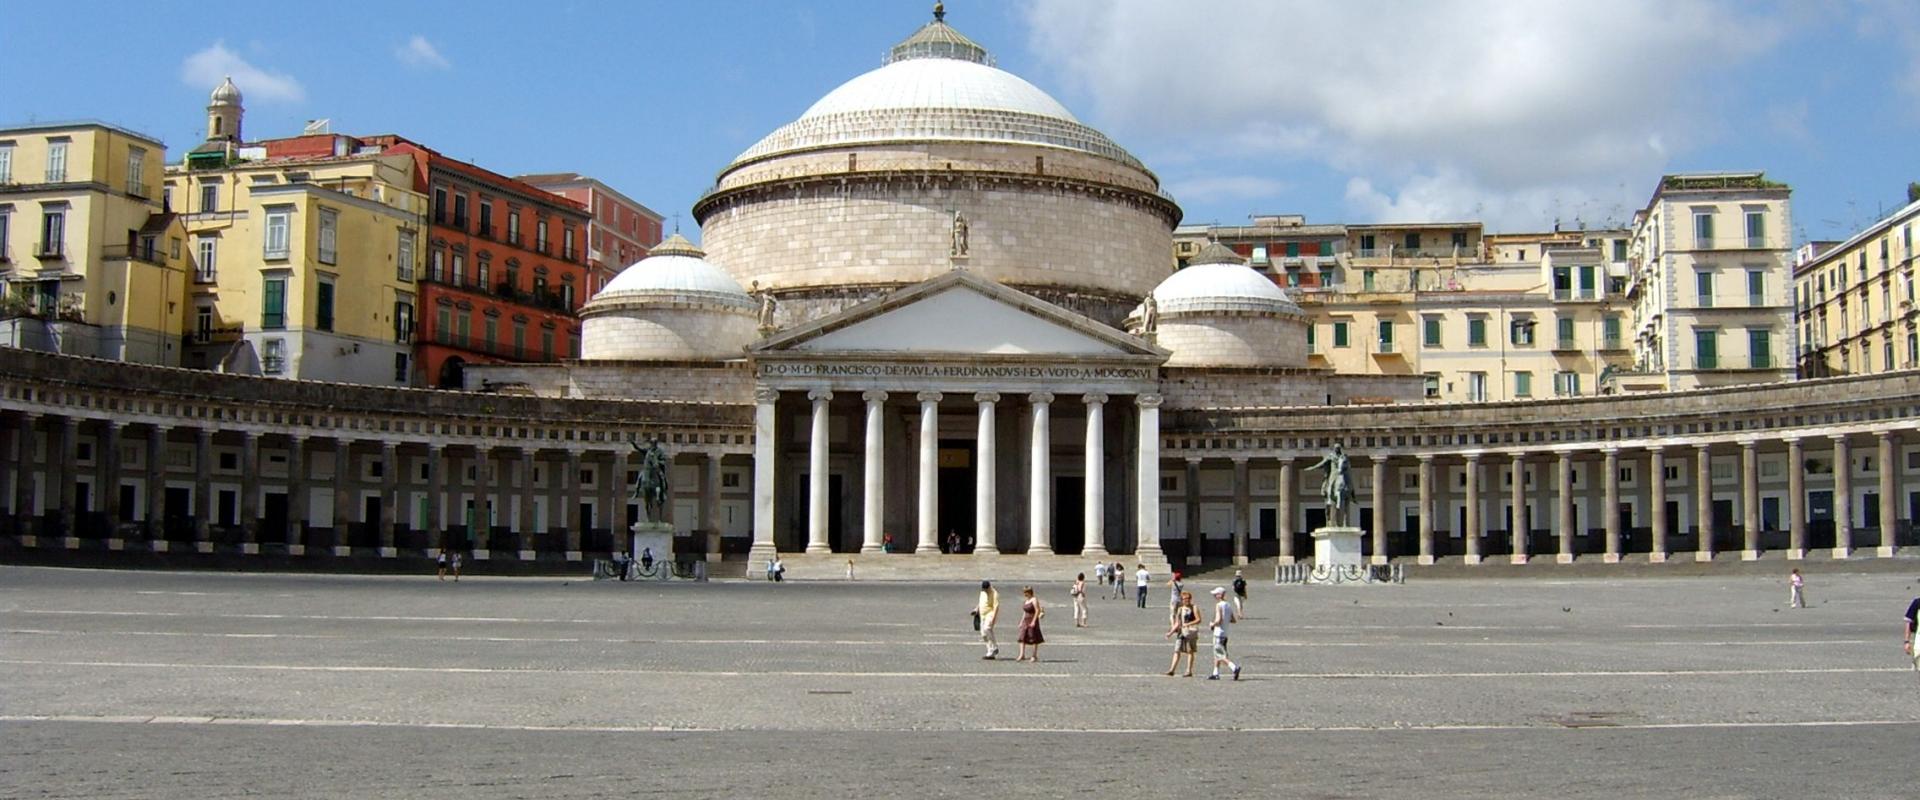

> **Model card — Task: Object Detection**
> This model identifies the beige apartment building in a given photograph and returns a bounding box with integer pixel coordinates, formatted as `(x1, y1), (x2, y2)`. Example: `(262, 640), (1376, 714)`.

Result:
(1618, 172), (1794, 392)
(1793, 196), (1920, 378)
(0, 121), (187, 364)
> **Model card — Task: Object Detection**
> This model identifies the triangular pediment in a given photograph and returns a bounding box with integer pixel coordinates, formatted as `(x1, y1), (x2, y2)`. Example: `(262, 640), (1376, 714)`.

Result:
(753, 271), (1164, 358)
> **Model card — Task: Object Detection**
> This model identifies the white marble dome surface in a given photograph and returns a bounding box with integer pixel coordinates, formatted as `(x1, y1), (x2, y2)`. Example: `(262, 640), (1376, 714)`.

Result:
(1149, 262), (1302, 317)
(593, 234), (754, 310)
(580, 234), (759, 361)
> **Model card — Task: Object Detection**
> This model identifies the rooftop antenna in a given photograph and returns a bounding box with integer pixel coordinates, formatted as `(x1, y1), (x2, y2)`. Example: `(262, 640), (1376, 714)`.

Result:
(671, 212), (682, 234)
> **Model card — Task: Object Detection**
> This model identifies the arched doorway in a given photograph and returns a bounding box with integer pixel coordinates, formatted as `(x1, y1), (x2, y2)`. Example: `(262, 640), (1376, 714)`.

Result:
(437, 357), (466, 389)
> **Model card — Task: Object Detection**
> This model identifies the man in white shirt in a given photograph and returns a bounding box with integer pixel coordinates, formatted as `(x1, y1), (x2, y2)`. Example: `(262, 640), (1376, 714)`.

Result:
(1208, 586), (1241, 681)
(1134, 565), (1150, 608)
(976, 580), (1001, 660)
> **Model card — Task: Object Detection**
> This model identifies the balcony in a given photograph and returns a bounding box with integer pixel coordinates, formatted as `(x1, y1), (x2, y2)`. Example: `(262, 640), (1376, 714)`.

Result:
(1691, 237), (1772, 251)
(1695, 355), (1718, 370)
(102, 243), (162, 265)
(1554, 337), (1580, 352)
(126, 181), (152, 199)
(1601, 337), (1626, 352)
(1374, 339), (1398, 355)
(477, 223), (493, 239)
(35, 241), (64, 260)
(261, 356), (286, 374)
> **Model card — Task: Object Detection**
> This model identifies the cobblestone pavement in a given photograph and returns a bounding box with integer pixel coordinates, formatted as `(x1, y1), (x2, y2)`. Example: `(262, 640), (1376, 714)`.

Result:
(3, 566), (1917, 797)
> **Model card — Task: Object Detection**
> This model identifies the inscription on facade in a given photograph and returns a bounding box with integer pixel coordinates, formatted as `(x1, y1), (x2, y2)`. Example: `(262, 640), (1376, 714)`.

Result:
(759, 362), (1154, 381)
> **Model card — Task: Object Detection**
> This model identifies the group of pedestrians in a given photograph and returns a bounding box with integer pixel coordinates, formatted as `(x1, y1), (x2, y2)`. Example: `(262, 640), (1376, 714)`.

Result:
(971, 565), (1246, 681)
(974, 581), (1047, 662)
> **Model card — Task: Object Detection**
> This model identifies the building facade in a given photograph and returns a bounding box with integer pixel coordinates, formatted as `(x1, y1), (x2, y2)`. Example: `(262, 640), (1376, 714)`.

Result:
(516, 172), (664, 293)
(1793, 196), (1920, 378)
(1621, 173), (1795, 392)
(0, 121), (186, 365)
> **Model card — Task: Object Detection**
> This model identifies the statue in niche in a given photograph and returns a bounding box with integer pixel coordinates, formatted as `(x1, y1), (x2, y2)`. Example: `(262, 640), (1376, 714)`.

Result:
(630, 436), (671, 524)
(1306, 443), (1355, 528)
(950, 211), (969, 258)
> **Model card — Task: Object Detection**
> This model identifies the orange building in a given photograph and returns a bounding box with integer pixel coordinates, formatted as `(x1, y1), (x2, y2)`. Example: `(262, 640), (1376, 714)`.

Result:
(517, 172), (663, 293)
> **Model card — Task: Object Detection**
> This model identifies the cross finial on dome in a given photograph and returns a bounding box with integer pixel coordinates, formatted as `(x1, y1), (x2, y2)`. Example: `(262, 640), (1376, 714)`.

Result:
(933, 2), (945, 22)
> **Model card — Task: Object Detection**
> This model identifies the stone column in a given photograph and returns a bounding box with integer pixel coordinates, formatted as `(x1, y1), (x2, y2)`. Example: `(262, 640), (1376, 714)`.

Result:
(55, 416), (77, 540)
(380, 441), (399, 556)
(1084, 394), (1109, 558)
(144, 422), (165, 547)
(1741, 441), (1760, 560)
(1231, 456), (1250, 565)
(916, 392), (942, 554)
(566, 449), (584, 559)
(807, 389), (834, 554)
(1184, 457), (1202, 564)
(1833, 435), (1853, 559)
(194, 427), (213, 551)
(1135, 394), (1165, 561)
(1787, 437), (1805, 560)
(609, 447), (629, 552)
(473, 446), (494, 558)
(1602, 449), (1621, 563)
(750, 387), (779, 570)
(0, 414), (16, 521)
(1417, 454), (1436, 565)
(518, 447), (537, 560)
(1509, 452), (1527, 564)
(100, 422), (124, 544)
(426, 444), (445, 554)
(1464, 454), (1482, 565)
(1371, 455), (1390, 565)
(1277, 459), (1296, 564)
(973, 392), (998, 555)
(332, 439), (352, 556)
(17, 414), (40, 539)
(1028, 392), (1055, 555)
(700, 451), (721, 560)
(1650, 446), (1668, 563)
(1557, 451), (1575, 564)
(239, 432), (260, 553)
(1695, 444), (1714, 562)
(1878, 431), (1898, 558)
(861, 391), (888, 553)
(286, 436), (306, 554)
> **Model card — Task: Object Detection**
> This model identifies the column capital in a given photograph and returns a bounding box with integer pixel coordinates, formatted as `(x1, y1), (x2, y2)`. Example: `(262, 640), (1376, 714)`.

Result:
(917, 391), (944, 404)
(1556, 450), (1572, 462)
(240, 429), (258, 442)
(1136, 393), (1163, 409)
(381, 440), (397, 452)
(1029, 391), (1055, 404)
(753, 386), (780, 403)
(1694, 442), (1711, 453)
(1082, 392), (1109, 405)
(60, 415), (80, 429)
(1740, 439), (1758, 451)
(195, 427), (212, 442)
(1416, 453), (1435, 463)
(973, 391), (1000, 404)
(427, 442), (445, 454)
(1602, 447), (1619, 458)
(1463, 451), (1482, 463)
(1875, 429), (1897, 442)
(862, 390), (889, 404)
(1829, 433), (1849, 444)
(808, 389), (834, 403)
(1185, 456), (1202, 466)
(1230, 455), (1248, 465)
(1645, 443), (1665, 454)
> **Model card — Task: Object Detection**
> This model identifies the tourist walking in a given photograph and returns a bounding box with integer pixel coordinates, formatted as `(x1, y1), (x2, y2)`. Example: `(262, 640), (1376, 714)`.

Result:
(1905, 595), (1920, 674)
(1135, 564), (1150, 608)
(847, 558), (856, 581)
(436, 548), (450, 581)
(1167, 572), (1184, 625)
(1016, 586), (1046, 662)
(1232, 570), (1249, 617)
(1788, 568), (1806, 608)
(976, 581), (1001, 660)
(1111, 562), (1128, 600)
(449, 551), (462, 582)
(1071, 573), (1089, 627)
(1208, 586), (1241, 681)
(1093, 561), (1108, 588)
(1165, 590), (1200, 677)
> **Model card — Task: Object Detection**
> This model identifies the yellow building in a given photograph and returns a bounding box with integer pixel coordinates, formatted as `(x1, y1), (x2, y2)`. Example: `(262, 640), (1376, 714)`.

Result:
(1792, 196), (1920, 377)
(0, 120), (188, 364)
(165, 80), (427, 385)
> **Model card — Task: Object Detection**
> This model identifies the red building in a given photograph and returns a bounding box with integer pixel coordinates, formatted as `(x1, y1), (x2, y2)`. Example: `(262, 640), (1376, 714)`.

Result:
(367, 136), (593, 388)
(517, 172), (664, 294)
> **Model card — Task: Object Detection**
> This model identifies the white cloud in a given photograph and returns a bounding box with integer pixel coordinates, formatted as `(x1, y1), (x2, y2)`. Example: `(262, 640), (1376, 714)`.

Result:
(1026, 0), (1786, 229)
(396, 35), (451, 70)
(1165, 175), (1289, 205)
(180, 41), (305, 103)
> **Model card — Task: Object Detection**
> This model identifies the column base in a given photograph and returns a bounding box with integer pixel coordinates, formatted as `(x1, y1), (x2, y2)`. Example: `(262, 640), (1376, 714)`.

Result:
(18, 535), (36, 548)
(1417, 555), (1436, 566)
(915, 545), (941, 554)
(1463, 553), (1482, 565)
(1741, 550), (1760, 561)
(196, 542), (214, 554)
(1649, 552), (1668, 563)
(288, 544), (305, 556)
(1694, 551), (1714, 563)
(331, 546), (350, 557)
(64, 537), (81, 549)
(1877, 545), (1897, 558)
(1030, 546), (1055, 556)
(1556, 553), (1574, 564)
(1830, 547), (1851, 560)
(243, 543), (260, 555)
(748, 542), (778, 579)
(379, 547), (397, 558)
(1369, 556), (1388, 566)
(1275, 555), (1297, 565)
(472, 549), (491, 561)
(1232, 555), (1250, 566)
(1509, 554), (1529, 565)
(151, 539), (167, 553)
(517, 550), (535, 561)
(1084, 547), (1110, 559)
(108, 538), (125, 551)
(805, 544), (831, 554)
(1602, 552), (1621, 564)
(974, 547), (1001, 556)
(1185, 554), (1202, 566)
(1786, 548), (1804, 560)
(566, 551), (583, 562)
(860, 544), (883, 554)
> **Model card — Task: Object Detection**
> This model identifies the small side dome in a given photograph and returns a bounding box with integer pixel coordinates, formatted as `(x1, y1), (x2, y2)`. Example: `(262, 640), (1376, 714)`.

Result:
(1148, 247), (1302, 317)
(1133, 243), (1309, 368)
(580, 233), (760, 361)
(210, 76), (243, 106)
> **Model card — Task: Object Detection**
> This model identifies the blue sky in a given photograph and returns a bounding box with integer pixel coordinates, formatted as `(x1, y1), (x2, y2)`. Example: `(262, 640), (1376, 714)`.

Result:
(7, 1), (1920, 244)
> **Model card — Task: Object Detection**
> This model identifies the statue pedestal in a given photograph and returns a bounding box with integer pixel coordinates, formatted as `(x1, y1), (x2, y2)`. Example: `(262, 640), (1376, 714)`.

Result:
(630, 521), (674, 564)
(1312, 526), (1365, 568)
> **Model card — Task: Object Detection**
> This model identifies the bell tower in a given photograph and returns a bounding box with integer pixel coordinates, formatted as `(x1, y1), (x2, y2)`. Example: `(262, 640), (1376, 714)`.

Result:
(206, 76), (243, 142)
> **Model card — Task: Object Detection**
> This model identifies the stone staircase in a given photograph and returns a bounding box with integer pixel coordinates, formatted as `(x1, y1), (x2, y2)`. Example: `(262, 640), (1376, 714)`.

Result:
(739, 551), (1172, 582)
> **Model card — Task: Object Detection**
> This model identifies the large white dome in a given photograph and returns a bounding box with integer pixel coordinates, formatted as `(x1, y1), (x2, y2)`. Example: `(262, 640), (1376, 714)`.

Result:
(801, 59), (1076, 122)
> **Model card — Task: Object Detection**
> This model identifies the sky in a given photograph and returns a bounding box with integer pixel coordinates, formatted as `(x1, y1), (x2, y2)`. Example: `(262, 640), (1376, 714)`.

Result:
(7, 0), (1920, 245)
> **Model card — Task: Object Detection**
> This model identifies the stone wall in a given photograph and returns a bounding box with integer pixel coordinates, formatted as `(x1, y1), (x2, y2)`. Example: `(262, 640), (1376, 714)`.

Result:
(580, 305), (758, 361)
(1158, 367), (1423, 409)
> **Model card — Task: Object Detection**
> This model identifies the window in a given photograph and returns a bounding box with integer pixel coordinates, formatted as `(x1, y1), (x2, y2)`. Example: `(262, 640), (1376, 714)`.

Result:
(1556, 316), (1576, 349)
(393, 353), (410, 384)
(1359, 234), (1376, 253)
(1513, 371), (1533, 397)
(261, 338), (285, 374)
(1423, 373), (1439, 399)
(1612, 240), (1627, 261)
(1424, 316), (1442, 347)
(455, 312), (471, 347)
(1603, 315), (1622, 349)
(451, 253), (465, 287)
(126, 147), (146, 196)
(1695, 327), (1718, 369)
(394, 300), (414, 342)
(1747, 270), (1765, 306)
(1579, 265), (1597, 299)
(562, 283), (575, 309)
(430, 249), (444, 282)
(478, 200), (493, 237)
(1377, 319), (1394, 351)
(39, 209), (65, 257)
(512, 321), (526, 357)
(452, 194), (468, 228)
(564, 227), (576, 261)
(194, 304), (213, 342)
(315, 279), (335, 332)
(540, 328), (554, 360)
(1745, 210), (1765, 248)
(1696, 270), (1714, 307)
(1510, 317), (1534, 346)
(505, 263), (519, 292)
(1748, 328), (1771, 369)
(200, 180), (219, 213)
(1554, 371), (1581, 397)
(195, 236), (217, 282)
(397, 231), (416, 282)
(1402, 232), (1420, 250)
(1332, 321), (1350, 348)
(1693, 209), (1714, 247)
(262, 276), (287, 329)
(1552, 267), (1572, 299)
(1362, 270), (1377, 291)
(433, 187), (448, 224)
(263, 208), (291, 259)
(483, 316), (499, 351)
(435, 306), (451, 344)
(536, 220), (549, 253)
(45, 139), (68, 182)
(1467, 372), (1488, 402)
(1306, 324), (1316, 352)
(1451, 231), (1468, 250)
(0, 143), (11, 183)
(507, 211), (521, 245)
(0, 208), (9, 259)
(1468, 317), (1487, 348)
(317, 208), (338, 265)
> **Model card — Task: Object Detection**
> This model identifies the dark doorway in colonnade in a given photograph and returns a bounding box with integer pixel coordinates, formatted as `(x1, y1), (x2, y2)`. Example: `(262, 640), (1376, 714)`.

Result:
(1806, 491), (1834, 549)
(797, 474), (847, 552)
(163, 487), (192, 542)
(263, 493), (289, 545)
(1053, 476), (1084, 555)
(1711, 499), (1735, 551)
(437, 357), (466, 389)
(936, 439), (975, 551)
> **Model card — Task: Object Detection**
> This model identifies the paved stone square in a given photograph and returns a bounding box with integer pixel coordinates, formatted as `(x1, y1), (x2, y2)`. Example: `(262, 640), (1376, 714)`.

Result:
(2, 565), (1918, 798)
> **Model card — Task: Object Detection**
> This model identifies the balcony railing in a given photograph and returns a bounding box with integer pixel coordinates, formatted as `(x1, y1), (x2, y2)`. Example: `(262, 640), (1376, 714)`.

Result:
(1601, 337), (1625, 351)
(102, 243), (162, 265)
(127, 182), (151, 199)
(1696, 355), (1718, 369)
(35, 241), (64, 259)
(1556, 337), (1579, 351)
(1692, 237), (1772, 250)
(1376, 340), (1396, 354)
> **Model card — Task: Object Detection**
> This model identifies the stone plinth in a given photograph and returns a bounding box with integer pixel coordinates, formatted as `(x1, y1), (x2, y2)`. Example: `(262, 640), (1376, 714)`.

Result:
(631, 521), (674, 564)
(1312, 526), (1365, 568)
